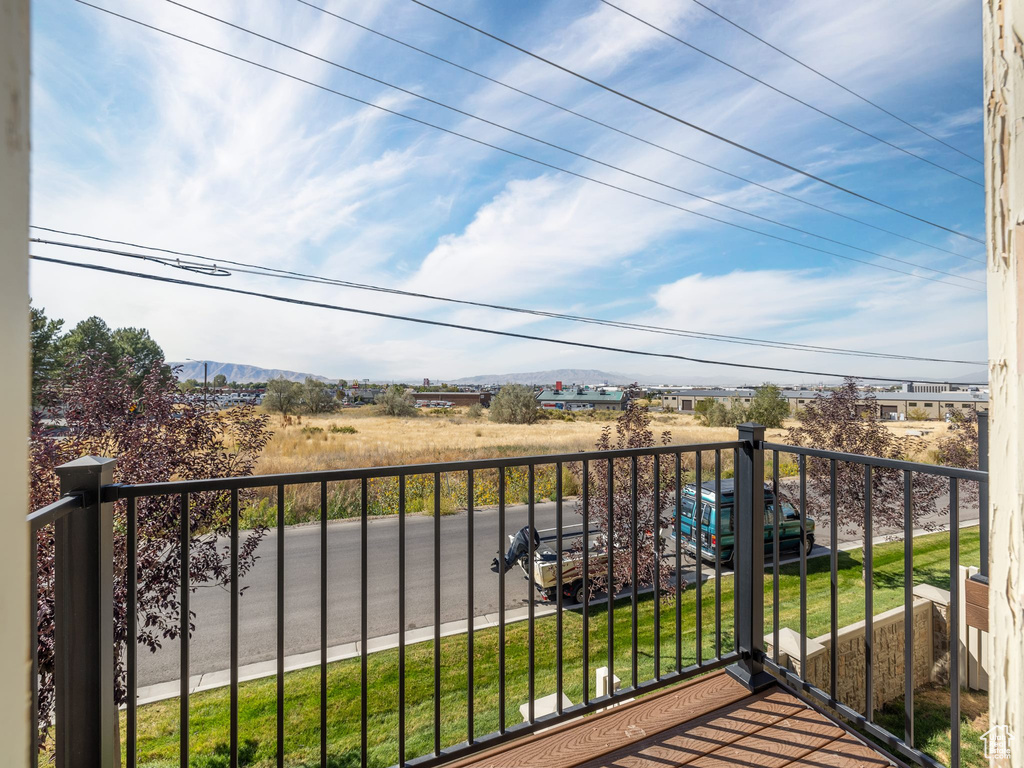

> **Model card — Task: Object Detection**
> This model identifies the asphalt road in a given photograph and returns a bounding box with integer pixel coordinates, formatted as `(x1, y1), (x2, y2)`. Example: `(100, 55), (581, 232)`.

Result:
(137, 492), (977, 688)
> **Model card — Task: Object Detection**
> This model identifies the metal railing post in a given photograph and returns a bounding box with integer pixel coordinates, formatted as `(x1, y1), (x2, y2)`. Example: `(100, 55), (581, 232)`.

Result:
(977, 410), (989, 578)
(726, 423), (774, 692)
(53, 456), (119, 768)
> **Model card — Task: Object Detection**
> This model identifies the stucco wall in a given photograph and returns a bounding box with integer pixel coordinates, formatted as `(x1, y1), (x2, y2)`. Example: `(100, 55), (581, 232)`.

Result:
(984, 0), (1024, 764)
(0, 0), (32, 763)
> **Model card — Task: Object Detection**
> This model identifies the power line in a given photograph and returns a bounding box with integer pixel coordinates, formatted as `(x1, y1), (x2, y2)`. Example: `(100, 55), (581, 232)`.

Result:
(28, 253), (987, 386)
(687, 0), (983, 165)
(599, 0), (981, 186)
(69, 1), (985, 292)
(30, 228), (987, 366)
(292, 0), (983, 265)
(408, 0), (985, 245)
(160, 0), (983, 281)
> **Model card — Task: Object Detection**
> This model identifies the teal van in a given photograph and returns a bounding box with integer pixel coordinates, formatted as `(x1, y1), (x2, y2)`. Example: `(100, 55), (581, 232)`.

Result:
(673, 479), (815, 564)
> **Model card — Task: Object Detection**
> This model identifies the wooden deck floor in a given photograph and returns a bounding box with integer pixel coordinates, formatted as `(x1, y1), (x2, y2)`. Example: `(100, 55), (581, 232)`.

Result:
(452, 671), (898, 768)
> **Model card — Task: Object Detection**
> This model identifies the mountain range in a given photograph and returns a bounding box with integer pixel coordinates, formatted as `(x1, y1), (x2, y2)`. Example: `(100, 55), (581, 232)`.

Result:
(448, 369), (710, 386)
(168, 361), (333, 384)
(167, 361), (988, 388)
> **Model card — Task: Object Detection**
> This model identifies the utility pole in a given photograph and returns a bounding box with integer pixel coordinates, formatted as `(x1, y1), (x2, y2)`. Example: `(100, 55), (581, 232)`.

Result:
(186, 358), (209, 408)
(983, 0), (1024, 763)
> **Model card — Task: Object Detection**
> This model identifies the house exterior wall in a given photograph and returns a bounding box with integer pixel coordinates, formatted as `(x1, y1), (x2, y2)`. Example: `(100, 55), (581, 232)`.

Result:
(0, 0), (32, 762)
(984, 0), (1024, 761)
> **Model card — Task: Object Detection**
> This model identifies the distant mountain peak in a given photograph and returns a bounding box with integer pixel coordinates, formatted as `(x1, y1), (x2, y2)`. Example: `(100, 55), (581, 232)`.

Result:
(168, 361), (333, 384)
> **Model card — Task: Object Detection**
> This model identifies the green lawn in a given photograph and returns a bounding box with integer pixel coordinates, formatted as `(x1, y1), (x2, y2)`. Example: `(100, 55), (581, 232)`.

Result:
(127, 527), (980, 768)
(873, 685), (989, 768)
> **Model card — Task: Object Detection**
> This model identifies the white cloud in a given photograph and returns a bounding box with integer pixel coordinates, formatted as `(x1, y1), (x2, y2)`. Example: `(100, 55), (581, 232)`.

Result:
(29, 0), (986, 383)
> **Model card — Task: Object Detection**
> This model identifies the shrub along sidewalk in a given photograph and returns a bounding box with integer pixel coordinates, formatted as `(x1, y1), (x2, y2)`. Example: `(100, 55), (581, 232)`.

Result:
(125, 527), (980, 768)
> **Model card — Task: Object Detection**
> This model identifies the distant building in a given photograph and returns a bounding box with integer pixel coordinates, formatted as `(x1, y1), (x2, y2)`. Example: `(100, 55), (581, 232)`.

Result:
(411, 391), (491, 407)
(536, 385), (628, 411)
(662, 388), (988, 420)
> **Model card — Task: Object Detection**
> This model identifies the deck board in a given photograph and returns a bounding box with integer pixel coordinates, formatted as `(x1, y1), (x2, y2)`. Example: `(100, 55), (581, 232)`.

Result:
(453, 672), (897, 768)
(575, 690), (807, 768)
(784, 732), (898, 767)
(458, 672), (749, 768)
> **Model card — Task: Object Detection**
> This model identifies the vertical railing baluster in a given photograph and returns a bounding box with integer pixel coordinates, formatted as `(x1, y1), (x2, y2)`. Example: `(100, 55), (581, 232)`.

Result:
(230, 490), (239, 768)
(582, 461), (590, 703)
(606, 457), (615, 694)
(674, 452), (681, 673)
(180, 491), (190, 767)
(555, 462), (564, 714)
(653, 454), (661, 680)
(398, 475), (407, 764)
(733, 447), (740, 650)
(829, 459), (838, 703)
(799, 455), (807, 674)
(467, 469), (475, 743)
(527, 465), (536, 721)
(714, 450), (722, 661)
(630, 455), (638, 688)
(864, 466), (874, 720)
(127, 496), (137, 768)
(694, 451), (702, 667)
(771, 452), (779, 666)
(903, 471), (914, 748)
(950, 477), (961, 768)
(277, 484), (285, 768)
(498, 468), (506, 732)
(433, 473), (441, 754)
(362, 478), (370, 764)
(319, 482), (327, 768)
(29, 524), (38, 768)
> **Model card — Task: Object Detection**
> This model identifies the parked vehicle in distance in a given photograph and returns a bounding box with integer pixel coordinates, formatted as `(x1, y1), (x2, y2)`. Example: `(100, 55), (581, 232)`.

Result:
(672, 479), (814, 565)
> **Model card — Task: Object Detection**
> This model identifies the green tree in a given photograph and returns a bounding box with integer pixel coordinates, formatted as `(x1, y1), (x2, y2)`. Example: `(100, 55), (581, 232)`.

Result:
(212, 374), (228, 388)
(746, 383), (790, 428)
(375, 385), (418, 417)
(60, 316), (117, 365)
(302, 377), (336, 415)
(180, 378), (199, 392)
(30, 304), (64, 400)
(693, 398), (747, 427)
(264, 377), (301, 415)
(489, 384), (540, 424)
(112, 326), (167, 389)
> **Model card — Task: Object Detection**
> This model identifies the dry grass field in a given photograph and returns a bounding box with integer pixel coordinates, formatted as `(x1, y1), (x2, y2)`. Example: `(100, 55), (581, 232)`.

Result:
(256, 408), (746, 476)
(240, 407), (956, 526)
(256, 407), (954, 477)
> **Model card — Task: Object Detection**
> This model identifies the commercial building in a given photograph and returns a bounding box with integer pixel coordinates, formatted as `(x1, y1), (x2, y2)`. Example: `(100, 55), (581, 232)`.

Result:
(662, 388), (989, 420)
(537, 385), (628, 411)
(411, 391), (491, 407)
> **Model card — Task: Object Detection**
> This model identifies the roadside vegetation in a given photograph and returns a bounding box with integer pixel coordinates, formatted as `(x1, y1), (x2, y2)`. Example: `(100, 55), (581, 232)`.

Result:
(124, 527), (983, 768)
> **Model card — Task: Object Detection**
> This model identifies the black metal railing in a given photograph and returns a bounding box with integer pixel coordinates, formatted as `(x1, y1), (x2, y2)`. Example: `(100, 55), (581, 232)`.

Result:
(33, 440), (744, 768)
(759, 435), (987, 768)
(29, 423), (987, 768)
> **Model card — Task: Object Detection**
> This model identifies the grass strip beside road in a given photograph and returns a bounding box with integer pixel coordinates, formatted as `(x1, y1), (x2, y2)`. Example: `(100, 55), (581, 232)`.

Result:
(127, 527), (980, 768)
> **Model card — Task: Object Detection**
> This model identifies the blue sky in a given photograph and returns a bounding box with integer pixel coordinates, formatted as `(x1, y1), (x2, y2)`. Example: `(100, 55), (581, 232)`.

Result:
(29, 0), (986, 385)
